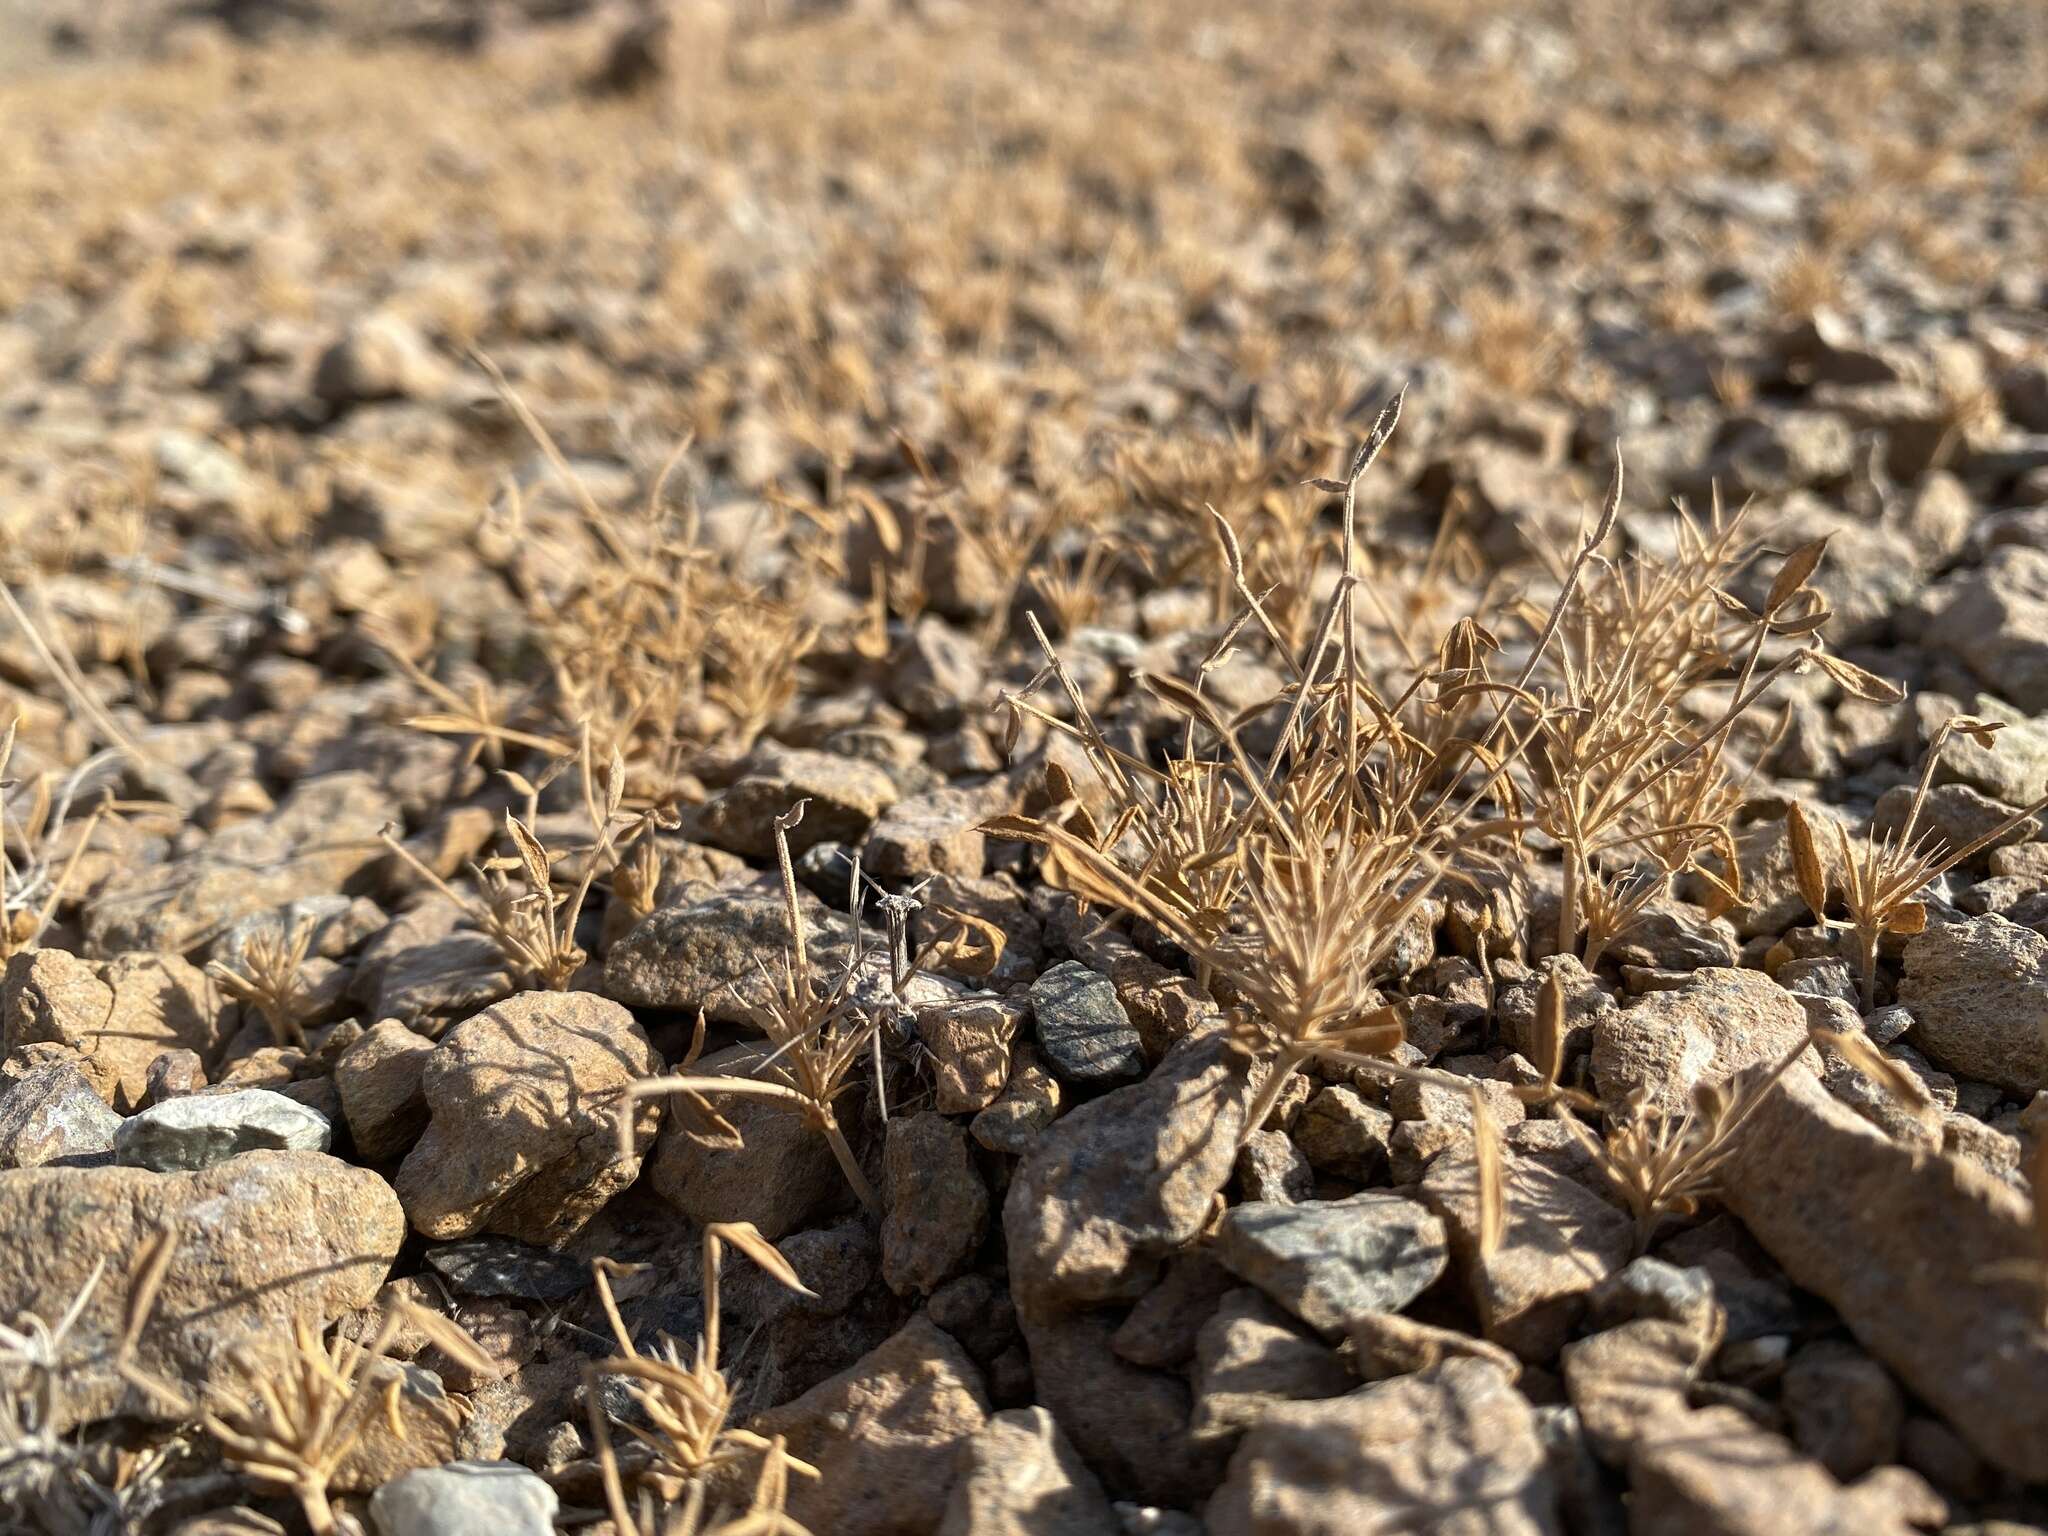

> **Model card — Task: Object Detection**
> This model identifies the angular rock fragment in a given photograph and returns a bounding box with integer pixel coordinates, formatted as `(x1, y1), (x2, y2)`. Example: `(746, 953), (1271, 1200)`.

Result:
(1208, 1358), (1560, 1536)
(0, 1150), (403, 1429)
(1213, 1192), (1449, 1338)
(394, 991), (661, 1248)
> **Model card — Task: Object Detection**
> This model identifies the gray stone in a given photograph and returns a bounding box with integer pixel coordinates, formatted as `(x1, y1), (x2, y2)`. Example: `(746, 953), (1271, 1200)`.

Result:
(1214, 1192), (1449, 1338)
(1208, 1358), (1561, 1536)
(1007, 1028), (1252, 1315)
(1898, 915), (2048, 1094)
(882, 1111), (989, 1298)
(0, 1061), (120, 1168)
(116, 1087), (331, 1171)
(369, 1461), (558, 1536)
(1030, 961), (1144, 1090)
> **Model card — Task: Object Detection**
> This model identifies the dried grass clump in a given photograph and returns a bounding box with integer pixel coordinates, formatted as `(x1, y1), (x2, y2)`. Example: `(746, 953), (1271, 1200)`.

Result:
(207, 917), (319, 1048)
(585, 1223), (819, 1533)
(0, 720), (118, 961)
(1789, 716), (2048, 1008)
(1519, 508), (1901, 969)
(381, 734), (673, 995)
(117, 1230), (491, 1536)
(987, 400), (1900, 1263)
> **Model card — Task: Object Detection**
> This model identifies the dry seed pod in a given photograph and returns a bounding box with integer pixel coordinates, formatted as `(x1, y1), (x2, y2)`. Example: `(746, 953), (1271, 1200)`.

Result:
(1810, 650), (1904, 703)
(1786, 802), (1830, 922)
(1465, 1080), (1505, 1262)
(1765, 536), (1831, 611)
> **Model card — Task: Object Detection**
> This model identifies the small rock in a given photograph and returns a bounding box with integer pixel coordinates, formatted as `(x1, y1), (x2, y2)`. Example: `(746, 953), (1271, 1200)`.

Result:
(1191, 1289), (1353, 1445)
(970, 1043), (1062, 1155)
(1898, 915), (2048, 1094)
(1781, 1338), (1905, 1481)
(891, 617), (985, 725)
(1592, 966), (1812, 1114)
(369, 1460), (558, 1536)
(882, 1112), (989, 1297)
(920, 997), (1022, 1114)
(646, 1040), (846, 1240)
(3, 949), (225, 1111)
(940, 1406), (1120, 1536)
(0, 1151), (402, 1429)
(0, 1060), (120, 1168)
(1419, 1145), (1635, 1362)
(1236, 1129), (1313, 1203)
(1030, 961), (1145, 1090)
(1207, 1358), (1559, 1536)
(1347, 1310), (1523, 1384)
(1006, 1028), (1253, 1315)
(749, 1316), (991, 1536)
(1113, 1252), (1239, 1370)
(115, 1087), (330, 1171)
(313, 312), (449, 407)
(394, 992), (661, 1249)
(424, 1237), (587, 1303)
(1585, 1257), (1722, 1344)
(1292, 1084), (1392, 1183)
(1213, 1192), (1449, 1338)
(335, 1019), (435, 1160)
(1720, 1073), (2048, 1480)
(693, 744), (900, 858)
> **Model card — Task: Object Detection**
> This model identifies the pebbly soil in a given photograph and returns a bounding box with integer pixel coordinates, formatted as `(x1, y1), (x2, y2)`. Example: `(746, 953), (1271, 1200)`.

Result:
(3, 1), (2048, 1534)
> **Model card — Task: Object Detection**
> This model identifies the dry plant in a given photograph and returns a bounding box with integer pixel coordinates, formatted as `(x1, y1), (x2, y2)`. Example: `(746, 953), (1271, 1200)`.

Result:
(0, 721), (119, 960)
(988, 398), (1532, 1146)
(117, 1229), (492, 1536)
(1788, 717), (2048, 1008)
(0, 1260), (106, 1532)
(1518, 508), (1899, 968)
(1515, 972), (1911, 1251)
(381, 736), (670, 993)
(585, 1223), (820, 1525)
(207, 918), (319, 1048)
(618, 803), (885, 1212)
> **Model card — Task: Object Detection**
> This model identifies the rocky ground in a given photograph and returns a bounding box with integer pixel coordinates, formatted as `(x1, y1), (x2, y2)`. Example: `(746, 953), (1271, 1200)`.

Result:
(3, 0), (2048, 1533)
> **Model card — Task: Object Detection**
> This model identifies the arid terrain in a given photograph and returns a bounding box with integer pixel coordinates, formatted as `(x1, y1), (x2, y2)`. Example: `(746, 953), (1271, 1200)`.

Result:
(3, 1), (2048, 1533)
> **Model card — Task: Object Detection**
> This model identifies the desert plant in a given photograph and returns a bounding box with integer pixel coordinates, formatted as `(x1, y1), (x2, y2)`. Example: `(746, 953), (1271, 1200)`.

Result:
(585, 1222), (820, 1521)
(0, 1261), (105, 1532)
(1518, 506), (1901, 969)
(1514, 971), (1870, 1252)
(117, 1229), (491, 1536)
(0, 722), (119, 961)
(619, 802), (884, 1211)
(381, 737), (670, 993)
(206, 917), (319, 1048)
(1788, 716), (2048, 1009)
(989, 398), (1532, 1143)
